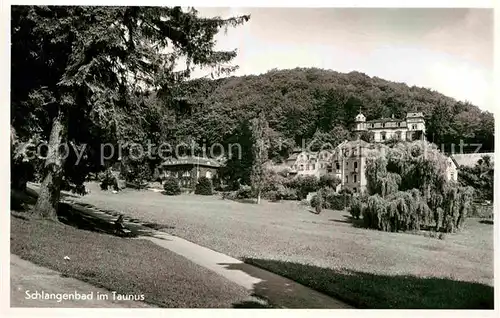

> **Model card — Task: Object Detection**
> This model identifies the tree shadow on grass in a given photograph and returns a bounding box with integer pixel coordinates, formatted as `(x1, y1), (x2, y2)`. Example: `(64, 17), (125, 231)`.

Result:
(243, 258), (494, 309)
(57, 202), (161, 239)
(13, 186), (173, 239)
(219, 262), (350, 309)
(479, 220), (493, 225)
(329, 214), (365, 228)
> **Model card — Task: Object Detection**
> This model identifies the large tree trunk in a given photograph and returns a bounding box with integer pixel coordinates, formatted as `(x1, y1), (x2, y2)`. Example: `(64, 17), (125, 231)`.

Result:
(34, 112), (66, 220)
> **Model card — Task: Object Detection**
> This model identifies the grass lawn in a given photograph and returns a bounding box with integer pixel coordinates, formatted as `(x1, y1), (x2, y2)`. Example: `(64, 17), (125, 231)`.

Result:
(10, 213), (259, 308)
(33, 182), (495, 309)
(244, 259), (493, 309)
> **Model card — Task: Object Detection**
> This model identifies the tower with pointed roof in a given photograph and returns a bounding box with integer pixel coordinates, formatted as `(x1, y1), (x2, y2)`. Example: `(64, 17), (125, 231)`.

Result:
(354, 112), (367, 132)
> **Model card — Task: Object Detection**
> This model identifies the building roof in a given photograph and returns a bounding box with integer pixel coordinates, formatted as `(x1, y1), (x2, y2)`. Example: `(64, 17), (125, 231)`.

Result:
(341, 139), (370, 148)
(286, 153), (299, 161)
(406, 112), (424, 118)
(451, 153), (494, 168)
(355, 113), (366, 122)
(161, 156), (222, 168)
(366, 118), (405, 124)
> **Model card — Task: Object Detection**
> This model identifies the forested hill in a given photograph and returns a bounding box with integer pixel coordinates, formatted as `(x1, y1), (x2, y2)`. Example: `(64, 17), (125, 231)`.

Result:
(167, 67), (494, 160)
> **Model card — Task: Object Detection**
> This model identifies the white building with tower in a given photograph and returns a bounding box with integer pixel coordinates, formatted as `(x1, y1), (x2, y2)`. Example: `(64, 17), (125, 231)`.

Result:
(353, 112), (426, 142)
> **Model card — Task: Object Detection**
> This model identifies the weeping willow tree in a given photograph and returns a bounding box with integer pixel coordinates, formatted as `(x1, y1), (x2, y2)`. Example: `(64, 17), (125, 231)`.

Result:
(442, 185), (475, 232)
(362, 141), (475, 233)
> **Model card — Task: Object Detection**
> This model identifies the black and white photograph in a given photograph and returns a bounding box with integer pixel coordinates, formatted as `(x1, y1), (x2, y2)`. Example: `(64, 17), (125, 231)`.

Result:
(4, 1), (497, 313)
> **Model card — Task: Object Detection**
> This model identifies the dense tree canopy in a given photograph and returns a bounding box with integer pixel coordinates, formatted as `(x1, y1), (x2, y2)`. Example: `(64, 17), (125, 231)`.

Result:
(11, 6), (249, 218)
(458, 155), (494, 202)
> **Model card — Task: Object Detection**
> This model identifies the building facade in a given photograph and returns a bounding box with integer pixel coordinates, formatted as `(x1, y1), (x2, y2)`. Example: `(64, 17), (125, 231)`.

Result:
(331, 140), (370, 193)
(285, 112), (460, 194)
(286, 140), (370, 193)
(288, 150), (321, 177)
(353, 112), (426, 143)
(161, 156), (221, 189)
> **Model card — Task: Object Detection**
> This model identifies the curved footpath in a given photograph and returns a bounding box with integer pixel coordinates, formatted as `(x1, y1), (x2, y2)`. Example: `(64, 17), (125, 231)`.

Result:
(141, 231), (352, 309)
(11, 187), (352, 309)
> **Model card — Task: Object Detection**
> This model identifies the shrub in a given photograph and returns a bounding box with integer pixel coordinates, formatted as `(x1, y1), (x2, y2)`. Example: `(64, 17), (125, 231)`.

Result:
(281, 187), (298, 200)
(99, 169), (118, 191)
(319, 174), (341, 189)
(236, 185), (254, 199)
(195, 176), (213, 195)
(262, 170), (288, 193)
(286, 175), (320, 200)
(309, 188), (351, 210)
(349, 196), (363, 219)
(326, 192), (350, 210)
(222, 191), (237, 200)
(163, 177), (181, 195)
(310, 194), (320, 208)
(265, 191), (280, 202)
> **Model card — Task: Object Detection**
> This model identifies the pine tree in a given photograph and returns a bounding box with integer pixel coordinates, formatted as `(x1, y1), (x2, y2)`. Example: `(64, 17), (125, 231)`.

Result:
(11, 6), (249, 219)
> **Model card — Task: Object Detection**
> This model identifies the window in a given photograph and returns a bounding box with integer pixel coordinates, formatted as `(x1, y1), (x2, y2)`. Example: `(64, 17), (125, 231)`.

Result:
(346, 176), (349, 183)
(312, 164), (315, 170)
(381, 132), (386, 140)
(354, 174), (357, 183)
(353, 187), (357, 193)
(345, 161), (348, 167)
(354, 161), (358, 169)
(183, 171), (190, 177)
(412, 124), (417, 130)
(300, 164), (304, 171)
(450, 172), (455, 180)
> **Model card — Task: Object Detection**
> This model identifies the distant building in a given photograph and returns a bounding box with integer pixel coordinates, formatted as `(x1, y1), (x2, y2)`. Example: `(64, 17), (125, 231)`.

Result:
(353, 112), (426, 143)
(160, 156), (222, 189)
(285, 111), (464, 193)
(446, 157), (459, 182)
(288, 150), (321, 178)
(285, 140), (369, 193)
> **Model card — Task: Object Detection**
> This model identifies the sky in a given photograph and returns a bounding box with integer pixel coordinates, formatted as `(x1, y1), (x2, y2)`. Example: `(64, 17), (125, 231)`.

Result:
(190, 7), (494, 112)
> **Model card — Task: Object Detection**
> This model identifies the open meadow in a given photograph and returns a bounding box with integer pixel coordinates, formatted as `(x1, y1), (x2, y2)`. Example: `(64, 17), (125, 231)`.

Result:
(64, 182), (494, 308)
